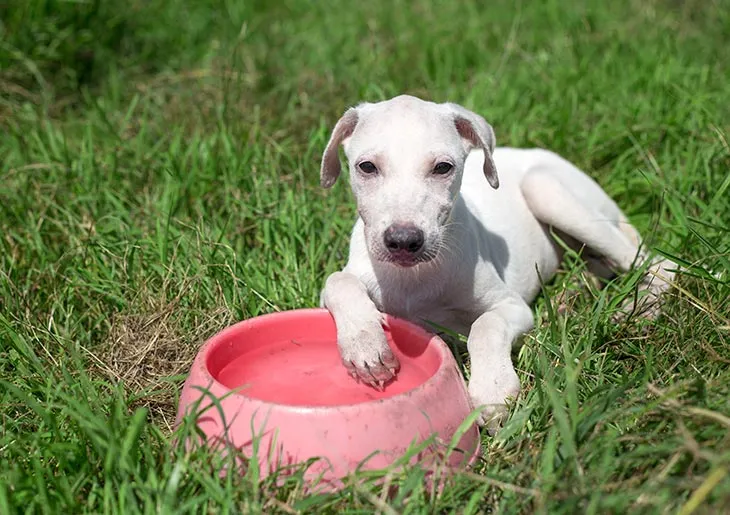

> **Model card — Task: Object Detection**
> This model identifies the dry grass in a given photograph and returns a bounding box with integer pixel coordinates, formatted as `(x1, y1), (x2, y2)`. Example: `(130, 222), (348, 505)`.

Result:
(98, 278), (235, 430)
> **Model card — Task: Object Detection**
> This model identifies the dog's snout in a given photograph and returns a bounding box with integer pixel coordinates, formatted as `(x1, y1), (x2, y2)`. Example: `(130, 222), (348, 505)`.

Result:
(383, 224), (425, 254)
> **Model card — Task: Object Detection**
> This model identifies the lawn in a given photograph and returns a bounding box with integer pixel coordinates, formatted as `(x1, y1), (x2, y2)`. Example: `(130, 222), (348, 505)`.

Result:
(1, 0), (729, 512)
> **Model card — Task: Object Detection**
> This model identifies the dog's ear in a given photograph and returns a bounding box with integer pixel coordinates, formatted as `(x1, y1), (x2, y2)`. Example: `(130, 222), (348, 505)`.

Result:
(446, 103), (499, 189)
(320, 107), (359, 188)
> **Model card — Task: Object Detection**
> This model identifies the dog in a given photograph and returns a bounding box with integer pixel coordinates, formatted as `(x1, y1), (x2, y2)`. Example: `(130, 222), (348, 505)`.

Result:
(318, 95), (676, 430)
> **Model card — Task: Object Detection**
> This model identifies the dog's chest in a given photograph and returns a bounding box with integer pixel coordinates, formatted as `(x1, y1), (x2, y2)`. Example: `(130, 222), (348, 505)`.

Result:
(377, 287), (429, 319)
(369, 278), (474, 334)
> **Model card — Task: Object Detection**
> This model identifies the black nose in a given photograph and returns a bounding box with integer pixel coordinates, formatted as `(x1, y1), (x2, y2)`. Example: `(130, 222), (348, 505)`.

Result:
(383, 224), (425, 254)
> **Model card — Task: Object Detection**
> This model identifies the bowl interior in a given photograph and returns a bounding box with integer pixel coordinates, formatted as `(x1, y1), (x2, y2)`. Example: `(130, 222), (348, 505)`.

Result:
(205, 310), (442, 407)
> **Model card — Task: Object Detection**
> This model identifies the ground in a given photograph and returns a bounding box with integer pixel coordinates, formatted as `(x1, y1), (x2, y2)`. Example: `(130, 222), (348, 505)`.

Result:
(1, 0), (729, 512)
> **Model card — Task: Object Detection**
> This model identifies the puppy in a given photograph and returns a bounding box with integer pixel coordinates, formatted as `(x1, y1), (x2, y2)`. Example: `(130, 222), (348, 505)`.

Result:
(319, 95), (676, 429)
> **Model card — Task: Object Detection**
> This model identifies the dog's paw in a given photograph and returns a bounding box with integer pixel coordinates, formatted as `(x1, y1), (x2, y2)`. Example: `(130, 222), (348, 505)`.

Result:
(614, 258), (677, 322)
(614, 292), (663, 323)
(338, 320), (400, 388)
(468, 365), (520, 435)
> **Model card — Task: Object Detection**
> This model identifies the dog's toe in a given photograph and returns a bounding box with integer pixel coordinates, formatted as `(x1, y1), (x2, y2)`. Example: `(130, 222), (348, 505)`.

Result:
(343, 360), (362, 381)
(478, 405), (510, 436)
(343, 361), (392, 389)
(614, 288), (666, 323)
(379, 348), (400, 374)
(338, 325), (401, 389)
(364, 360), (395, 384)
(468, 367), (520, 434)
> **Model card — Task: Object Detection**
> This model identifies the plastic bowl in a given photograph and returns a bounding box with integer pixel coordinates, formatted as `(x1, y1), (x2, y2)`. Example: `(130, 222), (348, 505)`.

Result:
(175, 308), (480, 487)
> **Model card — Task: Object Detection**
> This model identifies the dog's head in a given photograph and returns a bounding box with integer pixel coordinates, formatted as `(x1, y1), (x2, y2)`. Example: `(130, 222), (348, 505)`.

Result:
(321, 95), (499, 267)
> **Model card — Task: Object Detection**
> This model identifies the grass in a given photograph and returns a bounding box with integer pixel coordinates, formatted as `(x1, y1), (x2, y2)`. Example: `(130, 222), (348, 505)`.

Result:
(1, 0), (729, 512)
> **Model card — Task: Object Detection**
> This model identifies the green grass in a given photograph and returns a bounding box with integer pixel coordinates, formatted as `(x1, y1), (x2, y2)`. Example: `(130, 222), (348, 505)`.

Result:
(2, 0), (729, 512)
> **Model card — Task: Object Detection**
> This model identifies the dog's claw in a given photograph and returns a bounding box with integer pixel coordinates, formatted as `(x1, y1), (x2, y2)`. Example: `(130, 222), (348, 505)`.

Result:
(343, 359), (398, 391)
(336, 321), (400, 390)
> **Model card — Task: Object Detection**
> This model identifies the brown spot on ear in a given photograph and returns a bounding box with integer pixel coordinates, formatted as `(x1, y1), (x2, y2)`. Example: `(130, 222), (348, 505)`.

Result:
(453, 116), (499, 189)
(454, 117), (480, 149)
(320, 108), (359, 188)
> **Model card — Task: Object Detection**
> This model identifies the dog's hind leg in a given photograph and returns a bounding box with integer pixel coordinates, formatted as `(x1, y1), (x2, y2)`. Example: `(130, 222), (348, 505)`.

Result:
(519, 154), (676, 319)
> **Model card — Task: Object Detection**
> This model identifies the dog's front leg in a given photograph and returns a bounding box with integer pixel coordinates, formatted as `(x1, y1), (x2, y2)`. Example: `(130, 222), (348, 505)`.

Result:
(320, 271), (399, 387)
(467, 295), (535, 433)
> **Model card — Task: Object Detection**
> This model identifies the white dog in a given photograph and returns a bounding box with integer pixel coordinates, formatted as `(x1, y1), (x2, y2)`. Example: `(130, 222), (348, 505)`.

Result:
(319, 95), (676, 429)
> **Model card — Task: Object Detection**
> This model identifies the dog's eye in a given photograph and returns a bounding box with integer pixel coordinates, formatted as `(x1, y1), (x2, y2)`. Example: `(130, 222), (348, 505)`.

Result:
(433, 162), (453, 175)
(358, 161), (378, 174)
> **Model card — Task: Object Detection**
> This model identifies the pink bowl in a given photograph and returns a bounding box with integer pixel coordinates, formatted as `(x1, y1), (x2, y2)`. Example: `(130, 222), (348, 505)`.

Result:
(175, 308), (480, 487)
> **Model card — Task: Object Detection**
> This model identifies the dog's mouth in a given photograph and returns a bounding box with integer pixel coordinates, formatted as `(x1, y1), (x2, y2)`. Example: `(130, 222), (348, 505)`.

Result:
(387, 251), (422, 267)
(374, 246), (440, 268)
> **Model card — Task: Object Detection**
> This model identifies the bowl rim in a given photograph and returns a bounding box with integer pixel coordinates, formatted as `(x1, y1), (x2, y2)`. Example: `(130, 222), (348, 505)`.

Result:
(194, 307), (461, 411)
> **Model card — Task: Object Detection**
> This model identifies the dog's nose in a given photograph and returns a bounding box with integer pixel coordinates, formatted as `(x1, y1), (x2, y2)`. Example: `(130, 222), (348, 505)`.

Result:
(383, 224), (425, 254)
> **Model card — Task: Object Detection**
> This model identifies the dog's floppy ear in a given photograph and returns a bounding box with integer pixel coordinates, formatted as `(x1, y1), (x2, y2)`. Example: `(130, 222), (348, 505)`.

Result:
(320, 107), (359, 188)
(446, 103), (499, 189)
